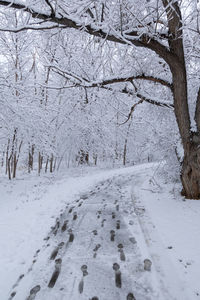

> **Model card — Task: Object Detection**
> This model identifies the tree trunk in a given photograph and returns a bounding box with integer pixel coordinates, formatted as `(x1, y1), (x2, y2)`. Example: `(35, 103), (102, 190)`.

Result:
(181, 139), (200, 199)
(45, 157), (49, 173)
(123, 119), (132, 166)
(12, 141), (22, 179)
(38, 152), (43, 175)
(170, 67), (199, 199)
(78, 150), (89, 165)
(5, 140), (9, 175)
(28, 144), (34, 173)
(7, 158), (11, 180)
(93, 154), (97, 166)
(53, 158), (56, 171)
(50, 154), (53, 173)
(1, 151), (4, 167)
(12, 153), (17, 178)
(160, 0), (200, 199)
(123, 140), (127, 166)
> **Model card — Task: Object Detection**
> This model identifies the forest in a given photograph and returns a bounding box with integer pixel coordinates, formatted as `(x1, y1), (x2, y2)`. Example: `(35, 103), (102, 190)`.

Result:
(0, 1), (200, 300)
(0, 0), (199, 195)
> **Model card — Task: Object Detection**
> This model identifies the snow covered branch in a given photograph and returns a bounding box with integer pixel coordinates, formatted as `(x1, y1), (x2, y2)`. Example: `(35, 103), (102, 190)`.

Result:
(0, 1), (172, 61)
(0, 24), (66, 32)
(120, 99), (144, 125)
(50, 66), (173, 90)
(49, 66), (174, 110)
(88, 75), (173, 91)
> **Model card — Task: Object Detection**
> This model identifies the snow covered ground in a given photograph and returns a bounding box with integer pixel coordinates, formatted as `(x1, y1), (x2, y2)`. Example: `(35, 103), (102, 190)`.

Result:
(132, 165), (200, 300)
(0, 163), (200, 299)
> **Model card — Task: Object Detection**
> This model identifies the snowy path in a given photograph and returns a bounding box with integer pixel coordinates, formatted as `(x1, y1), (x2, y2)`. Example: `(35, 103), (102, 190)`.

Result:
(8, 173), (161, 300)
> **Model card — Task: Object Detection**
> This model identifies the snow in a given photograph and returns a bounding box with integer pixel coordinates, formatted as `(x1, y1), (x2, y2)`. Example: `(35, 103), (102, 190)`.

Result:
(0, 164), (149, 299)
(132, 164), (200, 299)
(0, 163), (200, 299)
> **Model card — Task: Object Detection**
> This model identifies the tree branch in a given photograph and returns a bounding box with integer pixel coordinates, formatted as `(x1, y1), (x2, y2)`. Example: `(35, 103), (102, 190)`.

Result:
(0, 0), (127, 43)
(0, 1), (173, 60)
(50, 66), (174, 109)
(120, 99), (144, 125)
(0, 24), (66, 32)
(50, 65), (173, 91)
(90, 74), (173, 91)
(44, 0), (55, 17)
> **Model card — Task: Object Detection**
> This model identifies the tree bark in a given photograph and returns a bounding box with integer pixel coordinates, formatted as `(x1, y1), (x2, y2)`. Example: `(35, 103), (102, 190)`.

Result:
(7, 158), (11, 180)
(123, 118), (132, 166)
(28, 144), (34, 173)
(50, 154), (53, 173)
(181, 136), (200, 199)
(38, 152), (43, 175)
(45, 157), (49, 173)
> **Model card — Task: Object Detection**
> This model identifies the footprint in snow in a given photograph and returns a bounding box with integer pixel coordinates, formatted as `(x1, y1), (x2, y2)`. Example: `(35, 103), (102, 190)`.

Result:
(68, 229), (74, 242)
(81, 264), (88, 276)
(78, 279), (84, 294)
(48, 258), (62, 288)
(101, 219), (106, 227)
(52, 218), (60, 235)
(73, 212), (78, 220)
(113, 263), (122, 288)
(61, 220), (68, 232)
(15, 274), (25, 290)
(80, 194), (88, 200)
(96, 210), (102, 219)
(78, 265), (88, 294)
(129, 237), (137, 244)
(118, 244), (126, 261)
(10, 273), (25, 296)
(68, 207), (74, 213)
(93, 244), (101, 258)
(112, 212), (116, 219)
(127, 293), (136, 300)
(50, 242), (64, 260)
(27, 285), (41, 300)
(110, 230), (115, 241)
(116, 220), (120, 229)
(8, 291), (16, 300)
(33, 249), (40, 258)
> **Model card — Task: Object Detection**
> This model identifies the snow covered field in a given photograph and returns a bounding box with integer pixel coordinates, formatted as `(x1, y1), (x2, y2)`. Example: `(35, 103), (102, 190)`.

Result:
(0, 163), (200, 299)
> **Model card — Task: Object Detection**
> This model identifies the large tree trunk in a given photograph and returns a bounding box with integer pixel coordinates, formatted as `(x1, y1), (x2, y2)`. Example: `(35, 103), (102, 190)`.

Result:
(50, 154), (53, 173)
(160, 1), (200, 199)
(170, 57), (200, 199)
(171, 69), (200, 199)
(181, 139), (200, 199)
(181, 89), (200, 199)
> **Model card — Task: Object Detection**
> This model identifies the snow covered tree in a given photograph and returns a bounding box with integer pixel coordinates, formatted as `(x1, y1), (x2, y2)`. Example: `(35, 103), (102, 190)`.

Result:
(0, 0), (199, 198)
